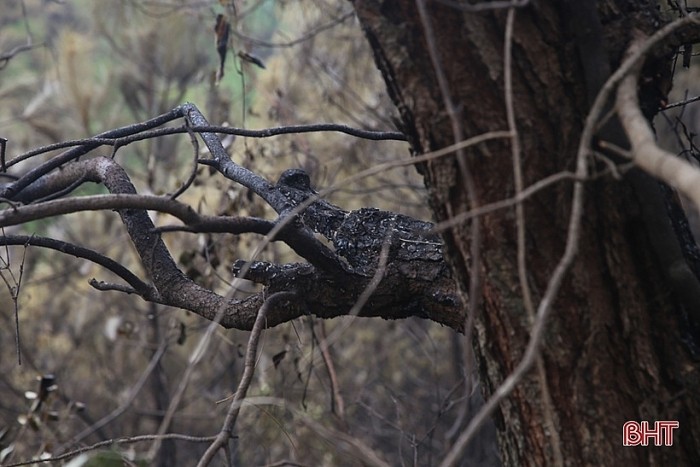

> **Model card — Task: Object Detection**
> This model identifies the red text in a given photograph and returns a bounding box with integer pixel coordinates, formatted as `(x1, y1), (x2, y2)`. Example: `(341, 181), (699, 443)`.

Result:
(623, 421), (678, 446)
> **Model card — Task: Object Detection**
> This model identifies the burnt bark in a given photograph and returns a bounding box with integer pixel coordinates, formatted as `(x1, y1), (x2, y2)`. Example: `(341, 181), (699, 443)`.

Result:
(352, 0), (700, 465)
(0, 105), (462, 331)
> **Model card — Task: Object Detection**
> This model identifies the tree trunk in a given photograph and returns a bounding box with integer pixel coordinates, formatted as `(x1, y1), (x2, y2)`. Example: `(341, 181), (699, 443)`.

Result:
(353, 0), (700, 465)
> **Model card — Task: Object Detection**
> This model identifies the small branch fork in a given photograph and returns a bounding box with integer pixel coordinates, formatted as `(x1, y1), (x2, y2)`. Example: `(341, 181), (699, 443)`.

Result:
(0, 103), (461, 331)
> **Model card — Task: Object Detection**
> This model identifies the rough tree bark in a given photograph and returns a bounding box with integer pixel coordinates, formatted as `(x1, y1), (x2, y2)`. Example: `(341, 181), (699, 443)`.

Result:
(352, 0), (700, 465)
(2, 1), (700, 465)
(0, 104), (461, 330)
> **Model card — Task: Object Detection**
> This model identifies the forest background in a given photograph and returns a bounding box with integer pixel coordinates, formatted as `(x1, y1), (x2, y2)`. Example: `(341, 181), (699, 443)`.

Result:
(0, 1), (495, 466)
(2, 1), (700, 466)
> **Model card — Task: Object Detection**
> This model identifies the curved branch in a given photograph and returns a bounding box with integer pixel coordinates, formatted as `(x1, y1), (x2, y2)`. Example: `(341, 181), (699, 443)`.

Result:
(2, 156), (345, 273)
(0, 235), (154, 297)
(196, 292), (296, 467)
(1, 107), (185, 199)
(2, 104), (461, 331)
(181, 103), (289, 210)
(0, 42), (42, 70)
(0, 192), (271, 234)
(89, 156), (305, 329)
(5, 122), (405, 170)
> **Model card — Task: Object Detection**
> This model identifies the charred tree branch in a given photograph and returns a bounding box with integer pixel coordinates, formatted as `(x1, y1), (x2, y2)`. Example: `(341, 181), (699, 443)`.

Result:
(1, 105), (462, 330)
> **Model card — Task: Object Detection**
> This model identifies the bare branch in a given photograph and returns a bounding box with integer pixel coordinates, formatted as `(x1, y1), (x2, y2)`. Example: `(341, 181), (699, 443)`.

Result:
(196, 292), (297, 467)
(0, 192), (272, 235)
(0, 234), (153, 296)
(4, 123), (405, 170)
(2, 104), (464, 332)
(0, 42), (40, 70)
(1, 107), (184, 199)
(661, 93), (700, 110)
(4, 433), (216, 467)
(431, 171), (578, 233)
(231, 10), (355, 48)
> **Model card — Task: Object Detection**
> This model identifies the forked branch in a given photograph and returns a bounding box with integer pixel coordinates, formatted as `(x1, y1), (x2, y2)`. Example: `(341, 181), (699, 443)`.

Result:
(0, 104), (462, 331)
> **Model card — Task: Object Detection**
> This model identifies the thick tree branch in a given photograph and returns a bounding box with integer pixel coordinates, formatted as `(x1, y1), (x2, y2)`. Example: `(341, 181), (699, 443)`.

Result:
(182, 103), (286, 209)
(1, 104), (462, 331)
(0, 192), (274, 235)
(178, 105), (349, 276)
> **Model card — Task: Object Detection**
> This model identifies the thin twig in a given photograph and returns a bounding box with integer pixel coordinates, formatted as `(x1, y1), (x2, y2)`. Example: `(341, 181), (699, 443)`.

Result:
(170, 118), (202, 200)
(0, 234), (153, 296)
(59, 339), (169, 449)
(318, 321), (346, 421)
(0, 236), (26, 365)
(505, 0), (532, 333)
(1, 107), (185, 198)
(14, 244), (27, 365)
(231, 11), (355, 48)
(503, 7), (563, 466)
(196, 292), (297, 467)
(661, 93), (700, 110)
(431, 171), (577, 234)
(415, 2), (484, 403)
(0, 43), (42, 70)
(5, 123), (406, 170)
(4, 433), (216, 467)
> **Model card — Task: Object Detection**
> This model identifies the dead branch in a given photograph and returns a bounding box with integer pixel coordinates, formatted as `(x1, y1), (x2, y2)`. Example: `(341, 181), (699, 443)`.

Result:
(0, 104), (461, 331)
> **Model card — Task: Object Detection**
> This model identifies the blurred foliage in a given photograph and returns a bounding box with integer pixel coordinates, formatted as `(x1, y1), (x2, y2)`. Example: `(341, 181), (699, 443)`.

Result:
(1, 1), (497, 465)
